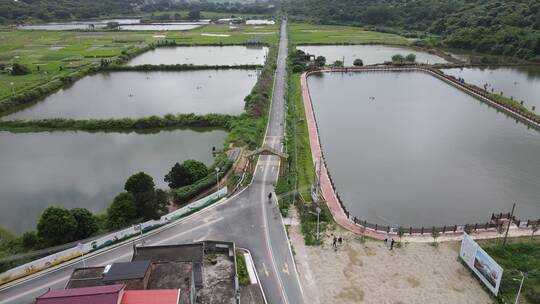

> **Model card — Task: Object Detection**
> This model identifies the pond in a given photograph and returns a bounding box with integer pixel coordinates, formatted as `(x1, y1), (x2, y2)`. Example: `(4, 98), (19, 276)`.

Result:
(18, 21), (206, 31)
(308, 71), (540, 227)
(0, 129), (227, 233)
(297, 45), (448, 65)
(3, 70), (258, 120)
(18, 19), (141, 30)
(127, 46), (269, 66)
(442, 66), (540, 113)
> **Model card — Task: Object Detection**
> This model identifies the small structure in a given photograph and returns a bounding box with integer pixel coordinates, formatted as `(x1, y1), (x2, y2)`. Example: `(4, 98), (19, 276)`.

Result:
(35, 284), (125, 304)
(120, 289), (181, 304)
(102, 261), (152, 290)
(245, 146), (288, 176)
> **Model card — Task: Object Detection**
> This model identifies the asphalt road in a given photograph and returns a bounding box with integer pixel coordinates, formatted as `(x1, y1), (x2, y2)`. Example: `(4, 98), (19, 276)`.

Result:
(0, 20), (304, 304)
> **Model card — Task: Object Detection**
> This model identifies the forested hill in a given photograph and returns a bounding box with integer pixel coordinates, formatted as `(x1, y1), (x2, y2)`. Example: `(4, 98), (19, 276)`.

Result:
(285, 0), (540, 61)
(0, 0), (142, 22)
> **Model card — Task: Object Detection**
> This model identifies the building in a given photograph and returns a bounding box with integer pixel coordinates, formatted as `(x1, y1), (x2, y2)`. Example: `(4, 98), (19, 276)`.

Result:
(120, 289), (180, 304)
(64, 241), (239, 304)
(36, 284), (125, 304)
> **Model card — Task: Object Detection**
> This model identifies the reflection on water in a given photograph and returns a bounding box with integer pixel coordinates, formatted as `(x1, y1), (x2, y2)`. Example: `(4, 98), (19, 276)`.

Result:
(0, 129), (227, 233)
(3, 70), (257, 120)
(308, 71), (540, 227)
(442, 66), (540, 111)
(297, 45), (448, 65)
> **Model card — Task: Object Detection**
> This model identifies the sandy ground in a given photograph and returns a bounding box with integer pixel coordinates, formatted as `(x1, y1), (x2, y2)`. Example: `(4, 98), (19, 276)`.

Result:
(288, 212), (493, 304)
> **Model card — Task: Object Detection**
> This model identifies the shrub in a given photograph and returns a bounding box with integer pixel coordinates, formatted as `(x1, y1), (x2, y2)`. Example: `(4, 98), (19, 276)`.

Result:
(11, 63), (31, 76)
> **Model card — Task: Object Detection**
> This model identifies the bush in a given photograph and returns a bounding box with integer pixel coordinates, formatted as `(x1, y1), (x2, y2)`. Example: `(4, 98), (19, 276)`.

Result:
(11, 63), (31, 76)
(175, 157), (233, 203)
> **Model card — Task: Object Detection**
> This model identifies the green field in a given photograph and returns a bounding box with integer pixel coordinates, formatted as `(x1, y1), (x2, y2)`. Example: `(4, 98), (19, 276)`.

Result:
(0, 24), (277, 100)
(144, 10), (270, 20)
(478, 237), (540, 304)
(289, 23), (410, 45)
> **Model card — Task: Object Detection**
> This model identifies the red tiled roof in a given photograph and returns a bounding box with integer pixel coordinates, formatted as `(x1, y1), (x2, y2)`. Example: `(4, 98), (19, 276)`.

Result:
(120, 289), (180, 304)
(36, 284), (125, 304)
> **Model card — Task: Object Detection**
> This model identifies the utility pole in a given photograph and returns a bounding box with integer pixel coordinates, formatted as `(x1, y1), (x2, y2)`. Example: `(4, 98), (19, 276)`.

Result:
(503, 203), (516, 247)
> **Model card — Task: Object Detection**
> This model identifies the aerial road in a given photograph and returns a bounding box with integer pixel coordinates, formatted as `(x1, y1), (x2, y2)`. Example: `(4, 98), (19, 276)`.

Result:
(0, 19), (303, 304)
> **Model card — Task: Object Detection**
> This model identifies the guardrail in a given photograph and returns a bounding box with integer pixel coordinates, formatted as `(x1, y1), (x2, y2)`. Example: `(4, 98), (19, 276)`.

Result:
(0, 187), (228, 286)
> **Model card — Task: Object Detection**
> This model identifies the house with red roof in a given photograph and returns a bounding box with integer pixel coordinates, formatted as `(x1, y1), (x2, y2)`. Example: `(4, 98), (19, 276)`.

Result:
(35, 284), (125, 304)
(120, 289), (180, 304)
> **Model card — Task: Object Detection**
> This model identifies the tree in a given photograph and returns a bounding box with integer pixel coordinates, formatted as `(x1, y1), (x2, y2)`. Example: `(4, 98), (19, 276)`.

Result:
(21, 231), (38, 250)
(165, 160), (208, 189)
(353, 58), (364, 66)
(70, 208), (98, 240)
(314, 55), (326, 67)
(405, 53), (417, 62)
(125, 172), (155, 195)
(188, 10), (201, 20)
(431, 227), (440, 246)
(332, 60), (344, 67)
(391, 54), (405, 63)
(11, 63), (31, 76)
(532, 221), (539, 240)
(125, 172), (167, 221)
(107, 192), (137, 230)
(106, 21), (120, 29)
(37, 206), (77, 246)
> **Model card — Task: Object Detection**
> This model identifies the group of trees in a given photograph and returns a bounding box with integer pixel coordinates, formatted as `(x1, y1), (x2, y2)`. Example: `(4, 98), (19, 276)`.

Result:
(164, 160), (208, 189)
(0, 0), (273, 24)
(391, 53), (417, 63)
(285, 0), (540, 61)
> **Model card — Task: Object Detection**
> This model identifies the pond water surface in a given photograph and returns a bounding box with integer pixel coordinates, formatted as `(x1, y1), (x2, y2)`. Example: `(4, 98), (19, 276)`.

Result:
(19, 19), (141, 30)
(3, 70), (257, 120)
(297, 45), (448, 65)
(442, 66), (540, 112)
(308, 71), (540, 227)
(0, 129), (227, 233)
(127, 46), (269, 66)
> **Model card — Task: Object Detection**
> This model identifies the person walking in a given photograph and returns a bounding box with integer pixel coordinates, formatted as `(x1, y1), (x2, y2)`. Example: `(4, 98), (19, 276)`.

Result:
(338, 236), (342, 245)
(390, 238), (395, 250)
(332, 236), (337, 248)
(383, 232), (388, 246)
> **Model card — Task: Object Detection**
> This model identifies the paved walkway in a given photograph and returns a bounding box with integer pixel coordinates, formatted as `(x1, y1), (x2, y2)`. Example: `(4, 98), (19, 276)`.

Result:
(300, 71), (536, 242)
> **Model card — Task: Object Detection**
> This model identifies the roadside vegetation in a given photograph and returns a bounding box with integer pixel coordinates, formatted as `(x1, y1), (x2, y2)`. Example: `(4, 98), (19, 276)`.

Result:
(235, 249), (250, 286)
(478, 237), (540, 303)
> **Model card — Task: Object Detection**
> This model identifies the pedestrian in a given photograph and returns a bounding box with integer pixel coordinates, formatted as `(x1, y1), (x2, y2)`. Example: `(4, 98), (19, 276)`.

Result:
(390, 239), (395, 251)
(383, 232), (388, 245)
(332, 236), (337, 248)
(338, 236), (342, 245)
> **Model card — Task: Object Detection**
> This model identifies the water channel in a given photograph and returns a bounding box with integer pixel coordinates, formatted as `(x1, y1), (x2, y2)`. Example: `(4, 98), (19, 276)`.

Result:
(308, 71), (540, 227)
(0, 129), (227, 233)
(3, 70), (257, 120)
(297, 45), (448, 65)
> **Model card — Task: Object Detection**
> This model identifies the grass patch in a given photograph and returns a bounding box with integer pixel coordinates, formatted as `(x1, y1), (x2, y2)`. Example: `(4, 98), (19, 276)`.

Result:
(478, 237), (540, 303)
(235, 249), (250, 286)
(289, 23), (410, 46)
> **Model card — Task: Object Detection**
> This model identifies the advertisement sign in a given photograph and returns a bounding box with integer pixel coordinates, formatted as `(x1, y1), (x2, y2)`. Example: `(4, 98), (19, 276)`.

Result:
(460, 233), (503, 295)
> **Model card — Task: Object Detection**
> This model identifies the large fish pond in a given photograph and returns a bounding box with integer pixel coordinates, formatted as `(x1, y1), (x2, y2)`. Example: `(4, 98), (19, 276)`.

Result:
(308, 71), (540, 227)
(127, 46), (269, 66)
(2, 69), (258, 120)
(297, 45), (448, 65)
(0, 129), (227, 233)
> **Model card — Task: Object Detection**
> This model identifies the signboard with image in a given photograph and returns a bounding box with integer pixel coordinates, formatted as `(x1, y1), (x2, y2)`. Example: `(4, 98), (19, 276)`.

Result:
(459, 233), (503, 295)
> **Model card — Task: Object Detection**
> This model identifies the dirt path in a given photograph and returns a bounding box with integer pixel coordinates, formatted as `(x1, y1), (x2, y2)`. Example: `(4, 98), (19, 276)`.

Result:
(289, 220), (493, 304)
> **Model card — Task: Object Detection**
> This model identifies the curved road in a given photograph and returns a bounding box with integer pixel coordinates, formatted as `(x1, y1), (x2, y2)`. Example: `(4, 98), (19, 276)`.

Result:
(0, 20), (303, 304)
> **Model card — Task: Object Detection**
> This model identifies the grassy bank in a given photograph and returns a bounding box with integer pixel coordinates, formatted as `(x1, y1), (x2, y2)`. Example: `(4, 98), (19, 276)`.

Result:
(277, 43), (333, 245)
(478, 237), (540, 303)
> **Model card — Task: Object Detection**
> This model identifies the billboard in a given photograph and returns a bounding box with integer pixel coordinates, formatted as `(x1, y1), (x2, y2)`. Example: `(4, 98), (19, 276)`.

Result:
(459, 233), (503, 295)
